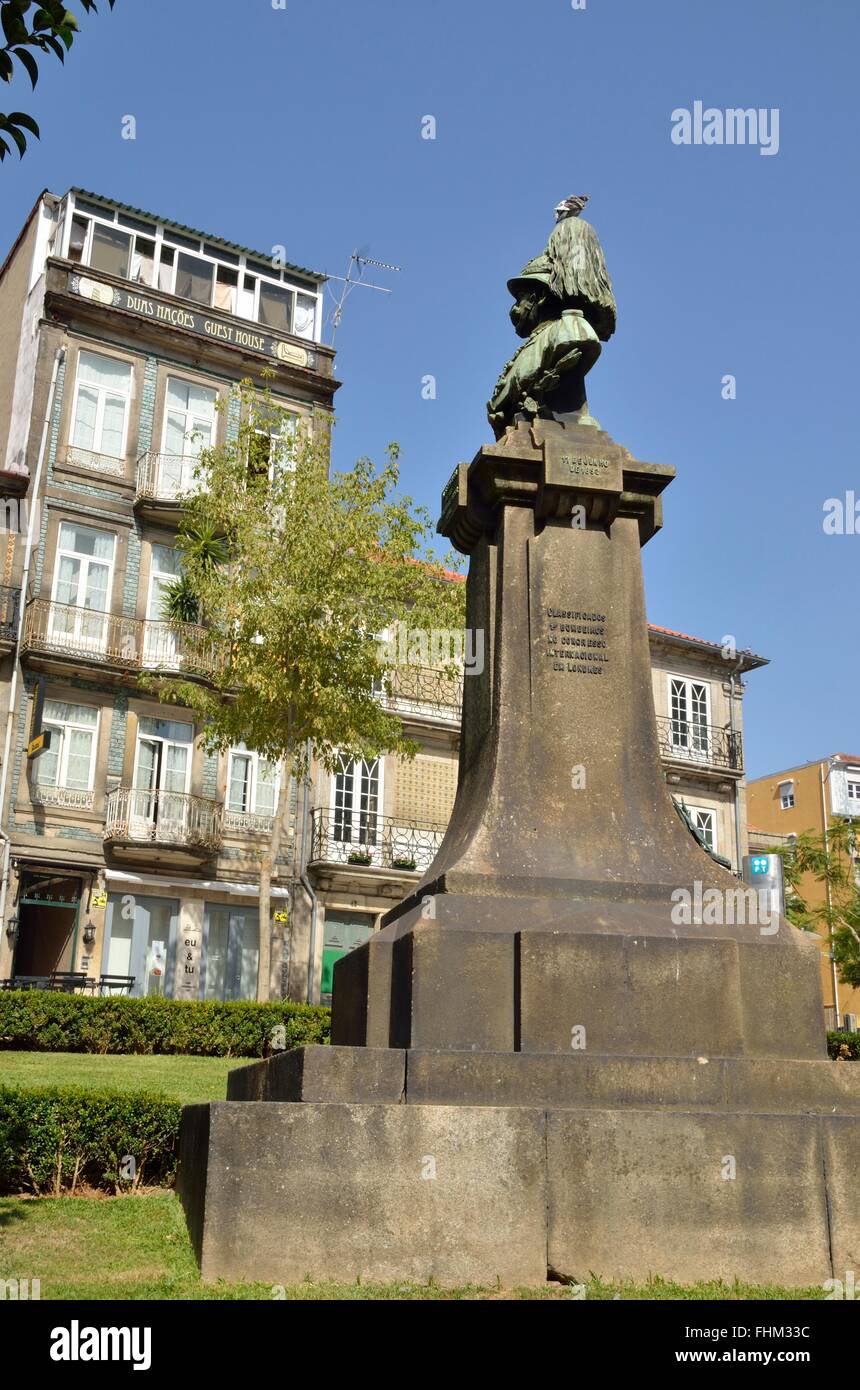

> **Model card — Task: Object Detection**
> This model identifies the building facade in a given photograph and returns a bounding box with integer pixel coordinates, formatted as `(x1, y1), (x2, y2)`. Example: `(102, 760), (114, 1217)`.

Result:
(0, 187), (336, 1001)
(748, 754), (860, 1026)
(0, 188), (766, 1007)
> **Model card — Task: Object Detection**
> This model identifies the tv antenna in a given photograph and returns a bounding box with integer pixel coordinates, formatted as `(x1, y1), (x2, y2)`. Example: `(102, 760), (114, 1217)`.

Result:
(326, 247), (402, 344)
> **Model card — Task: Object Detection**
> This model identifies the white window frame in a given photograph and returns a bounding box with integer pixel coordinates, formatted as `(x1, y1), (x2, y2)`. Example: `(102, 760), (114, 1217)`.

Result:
(331, 754), (383, 855)
(226, 746), (280, 818)
(69, 349), (133, 462)
(778, 780), (795, 811)
(133, 719), (194, 798)
(686, 804), (717, 852)
(49, 522), (117, 654)
(668, 674), (712, 761)
(63, 194), (323, 341)
(34, 700), (100, 791)
(159, 376), (218, 491)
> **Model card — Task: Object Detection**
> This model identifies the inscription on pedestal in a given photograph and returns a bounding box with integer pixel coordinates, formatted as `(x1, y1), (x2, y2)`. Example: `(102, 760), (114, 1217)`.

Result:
(544, 606), (609, 676)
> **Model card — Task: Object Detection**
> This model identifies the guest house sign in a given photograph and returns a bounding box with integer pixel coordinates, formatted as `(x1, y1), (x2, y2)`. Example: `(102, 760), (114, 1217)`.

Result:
(68, 273), (316, 371)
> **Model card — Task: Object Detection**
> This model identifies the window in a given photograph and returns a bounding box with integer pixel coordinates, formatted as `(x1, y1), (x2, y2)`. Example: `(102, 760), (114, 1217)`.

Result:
(248, 405), (298, 480)
(160, 377), (217, 494)
(70, 350), (132, 460)
(258, 281), (293, 334)
(89, 222), (131, 279)
(131, 717), (194, 838)
(174, 252), (214, 306)
(848, 780), (860, 805)
(668, 676), (710, 760)
(215, 266), (238, 314)
(104, 894), (179, 998)
(687, 805), (716, 851)
(779, 782), (795, 810)
(34, 700), (99, 790)
(145, 545), (183, 667)
(227, 744), (278, 817)
(68, 215), (89, 264)
(333, 755), (380, 848)
(50, 523), (116, 653)
(130, 235), (155, 286)
(294, 292), (316, 340)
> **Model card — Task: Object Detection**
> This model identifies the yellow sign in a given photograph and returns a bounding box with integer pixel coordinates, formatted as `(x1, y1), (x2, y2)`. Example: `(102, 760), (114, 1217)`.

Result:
(92, 892), (108, 909)
(27, 731), (51, 759)
(273, 911), (289, 923)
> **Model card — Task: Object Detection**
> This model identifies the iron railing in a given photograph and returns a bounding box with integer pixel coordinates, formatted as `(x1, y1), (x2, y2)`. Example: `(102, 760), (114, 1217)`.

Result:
(381, 664), (463, 723)
(21, 600), (221, 679)
(0, 585), (20, 643)
(64, 446), (126, 478)
(223, 808), (275, 835)
(655, 716), (743, 772)
(30, 784), (95, 810)
(104, 788), (222, 852)
(310, 808), (445, 871)
(136, 451), (205, 503)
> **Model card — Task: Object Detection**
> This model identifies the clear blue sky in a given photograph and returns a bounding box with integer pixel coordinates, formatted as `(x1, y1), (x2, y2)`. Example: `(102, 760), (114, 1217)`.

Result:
(1, 0), (857, 779)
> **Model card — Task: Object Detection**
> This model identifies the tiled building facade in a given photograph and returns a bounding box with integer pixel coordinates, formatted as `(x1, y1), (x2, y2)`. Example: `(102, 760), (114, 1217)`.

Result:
(0, 188), (766, 1006)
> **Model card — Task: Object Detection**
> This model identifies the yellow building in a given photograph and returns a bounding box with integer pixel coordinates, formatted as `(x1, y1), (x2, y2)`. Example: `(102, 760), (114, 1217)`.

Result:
(748, 755), (860, 1027)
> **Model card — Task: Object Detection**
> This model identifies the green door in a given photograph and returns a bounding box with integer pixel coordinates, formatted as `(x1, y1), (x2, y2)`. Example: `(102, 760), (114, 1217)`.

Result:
(321, 910), (375, 1002)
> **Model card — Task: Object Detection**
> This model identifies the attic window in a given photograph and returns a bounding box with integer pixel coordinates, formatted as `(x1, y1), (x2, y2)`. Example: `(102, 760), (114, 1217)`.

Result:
(778, 780), (795, 811)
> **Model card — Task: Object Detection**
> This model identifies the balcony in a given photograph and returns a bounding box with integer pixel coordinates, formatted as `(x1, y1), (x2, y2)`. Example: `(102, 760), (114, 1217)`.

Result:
(30, 784), (95, 811)
(309, 808), (446, 874)
(63, 445), (127, 480)
(222, 808), (274, 836)
(0, 585), (20, 654)
(655, 716), (743, 774)
(21, 600), (221, 686)
(381, 665), (463, 726)
(104, 787), (222, 864)
(135, 452), (201, 524)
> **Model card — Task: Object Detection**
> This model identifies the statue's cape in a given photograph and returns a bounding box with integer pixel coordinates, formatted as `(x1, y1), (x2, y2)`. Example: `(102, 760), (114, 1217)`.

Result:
(545, 217), (617, 341)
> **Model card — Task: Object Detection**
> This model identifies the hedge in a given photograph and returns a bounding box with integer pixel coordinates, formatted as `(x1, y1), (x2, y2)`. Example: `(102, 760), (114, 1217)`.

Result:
(828, 1030), (860, 1061)
(0, 1085), (180, 1194)
(0, 993), (330, 1058)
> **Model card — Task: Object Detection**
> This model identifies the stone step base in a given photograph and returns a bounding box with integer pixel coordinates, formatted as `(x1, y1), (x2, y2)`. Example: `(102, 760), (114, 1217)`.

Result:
(227, 1045), (860, 1115)
(178, 1100), (860, 1287)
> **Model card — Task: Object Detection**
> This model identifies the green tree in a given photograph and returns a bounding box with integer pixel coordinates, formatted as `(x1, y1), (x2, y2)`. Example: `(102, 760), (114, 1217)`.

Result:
(0, 0), (117, 162)
(148, 380), (465, 1001)
(777, 819), (860, 987)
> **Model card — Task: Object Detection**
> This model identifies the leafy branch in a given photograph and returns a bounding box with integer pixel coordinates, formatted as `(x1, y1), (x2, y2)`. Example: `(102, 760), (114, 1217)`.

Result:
(0, 0), (117, 161)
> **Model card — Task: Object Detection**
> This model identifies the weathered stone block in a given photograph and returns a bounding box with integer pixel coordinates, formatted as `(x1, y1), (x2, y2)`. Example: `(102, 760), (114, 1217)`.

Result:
(546, 1109), (831, 1286)
(227, 1046), (405, 1104)
(179, 1101), (547, 1287)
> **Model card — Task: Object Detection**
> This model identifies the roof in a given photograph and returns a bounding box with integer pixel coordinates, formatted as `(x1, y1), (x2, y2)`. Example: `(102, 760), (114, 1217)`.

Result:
(645, 623), (768, 671)
(70, 187), (326, 287)
(748, 754), (860, 785)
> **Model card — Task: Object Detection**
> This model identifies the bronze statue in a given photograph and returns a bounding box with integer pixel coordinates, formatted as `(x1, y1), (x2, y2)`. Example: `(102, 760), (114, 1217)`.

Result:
(487, 196), (617, 439)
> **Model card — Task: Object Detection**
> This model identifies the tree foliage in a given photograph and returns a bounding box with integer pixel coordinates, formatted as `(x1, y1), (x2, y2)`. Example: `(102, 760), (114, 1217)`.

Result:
(0, 0), (117, 161)
(153, 380), (466, 775)
(777, 820), (860, 987)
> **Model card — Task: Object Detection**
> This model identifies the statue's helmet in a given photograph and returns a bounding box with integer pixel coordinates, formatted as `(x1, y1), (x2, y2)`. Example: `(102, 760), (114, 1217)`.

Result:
(506, 253), (558, 302)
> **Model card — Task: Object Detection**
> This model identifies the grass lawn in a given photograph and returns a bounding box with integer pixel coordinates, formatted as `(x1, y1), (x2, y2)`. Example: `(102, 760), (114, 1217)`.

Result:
(0, 1193), (830, 1301)
(0, 1050), (234, 1104)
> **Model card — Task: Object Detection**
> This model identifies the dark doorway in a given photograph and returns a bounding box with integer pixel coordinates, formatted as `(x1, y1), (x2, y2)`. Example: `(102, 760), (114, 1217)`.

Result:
(13, 873), (82, 977)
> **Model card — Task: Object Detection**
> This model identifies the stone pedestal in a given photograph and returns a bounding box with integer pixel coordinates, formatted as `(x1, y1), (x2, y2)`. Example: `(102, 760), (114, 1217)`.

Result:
(178, 417), (860, 1289)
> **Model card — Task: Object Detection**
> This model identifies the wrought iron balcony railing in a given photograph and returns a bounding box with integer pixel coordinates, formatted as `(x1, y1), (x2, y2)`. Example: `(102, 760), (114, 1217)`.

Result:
(222, 807), (275, 835)
(64, 445), (127, 478)
(136, 451), (205, 504)
(104, 788), (222, 852)
(655, 716), (743, 772)
(380, 664), (463, 723)
(21, 600), (221, 680)
(310, 808), (446, 872)
(30, 784), (95, 810)
(0, 585), (20, 644)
